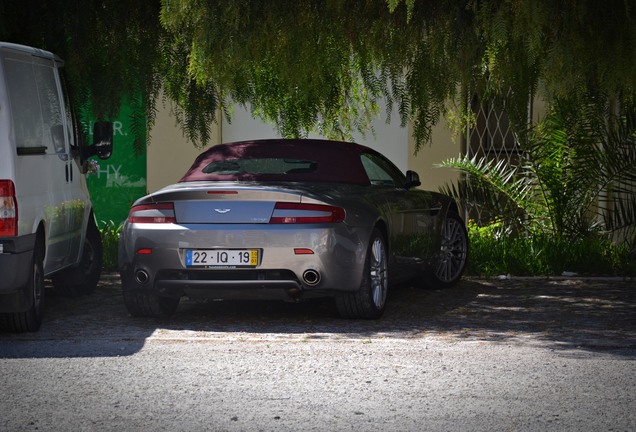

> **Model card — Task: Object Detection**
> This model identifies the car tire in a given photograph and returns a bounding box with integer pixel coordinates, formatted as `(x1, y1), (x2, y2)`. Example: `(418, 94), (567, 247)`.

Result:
(425, 211), (468, 288)
(0, 246), (45, 332)
(336, 228), (388, 319)
(123, 291), (180, 318)
(52, 217), (103, 296)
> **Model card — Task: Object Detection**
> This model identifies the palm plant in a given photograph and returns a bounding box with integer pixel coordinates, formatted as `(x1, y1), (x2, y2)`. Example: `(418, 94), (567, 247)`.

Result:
(439, 94), (636, 248)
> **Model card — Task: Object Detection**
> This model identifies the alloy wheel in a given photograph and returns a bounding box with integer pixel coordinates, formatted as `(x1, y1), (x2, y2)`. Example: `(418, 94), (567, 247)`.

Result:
(369, 236), (388, 309)
(435, 216), (468, 283)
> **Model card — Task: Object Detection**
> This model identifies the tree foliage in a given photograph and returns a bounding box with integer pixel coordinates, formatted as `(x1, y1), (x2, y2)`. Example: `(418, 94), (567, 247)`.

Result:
(159, 0), (477, 148)
(2, 1), (636, 150)
(0, 0), (165, 151)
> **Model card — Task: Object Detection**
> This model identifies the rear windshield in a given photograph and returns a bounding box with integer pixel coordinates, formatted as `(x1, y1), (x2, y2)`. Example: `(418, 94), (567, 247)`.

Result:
(203, 159), (317, 175)
(179, 140), (373, 185)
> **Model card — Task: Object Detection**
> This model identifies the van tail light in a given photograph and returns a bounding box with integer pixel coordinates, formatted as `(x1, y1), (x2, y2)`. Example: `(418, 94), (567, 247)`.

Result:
(269, 202), (345, 224)
(0, 180), (18, 237)
(128, 203), (176, 224)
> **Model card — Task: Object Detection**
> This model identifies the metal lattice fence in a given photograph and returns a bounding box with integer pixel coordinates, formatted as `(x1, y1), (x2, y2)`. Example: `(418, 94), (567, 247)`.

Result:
(465, 94), (528, 225)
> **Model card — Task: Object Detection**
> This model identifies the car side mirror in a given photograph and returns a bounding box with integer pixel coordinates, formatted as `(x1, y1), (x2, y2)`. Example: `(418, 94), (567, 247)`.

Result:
(405, 170), (421, 189)
(92, 121), (113, 160)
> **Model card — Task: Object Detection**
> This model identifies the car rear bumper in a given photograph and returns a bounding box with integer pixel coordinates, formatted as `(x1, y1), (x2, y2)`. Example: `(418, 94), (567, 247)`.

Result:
(119, 222), (372, 301)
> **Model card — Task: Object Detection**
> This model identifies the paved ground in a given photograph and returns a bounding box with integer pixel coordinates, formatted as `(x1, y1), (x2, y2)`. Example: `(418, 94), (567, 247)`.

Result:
(0, 275), (634, 431)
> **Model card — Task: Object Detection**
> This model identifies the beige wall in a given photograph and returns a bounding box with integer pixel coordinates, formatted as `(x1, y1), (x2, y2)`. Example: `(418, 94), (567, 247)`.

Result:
(146, 101), (221, 193)
(408, 117), (461, 192)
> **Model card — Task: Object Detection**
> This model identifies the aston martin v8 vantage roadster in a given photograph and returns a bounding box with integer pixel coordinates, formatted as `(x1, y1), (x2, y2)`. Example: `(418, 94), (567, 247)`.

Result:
(118, 139), (468, 319)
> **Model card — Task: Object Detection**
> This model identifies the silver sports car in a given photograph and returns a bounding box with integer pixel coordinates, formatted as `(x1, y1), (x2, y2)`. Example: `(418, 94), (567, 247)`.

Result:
(118, 139), (468, 319)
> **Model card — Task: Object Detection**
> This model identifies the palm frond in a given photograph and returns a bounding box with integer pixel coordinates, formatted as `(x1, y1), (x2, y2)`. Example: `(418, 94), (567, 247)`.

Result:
(438, 155), (537, 233)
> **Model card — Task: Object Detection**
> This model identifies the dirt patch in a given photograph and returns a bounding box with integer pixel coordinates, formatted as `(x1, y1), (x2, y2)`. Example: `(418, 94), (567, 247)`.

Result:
(400, 277), (636, 351)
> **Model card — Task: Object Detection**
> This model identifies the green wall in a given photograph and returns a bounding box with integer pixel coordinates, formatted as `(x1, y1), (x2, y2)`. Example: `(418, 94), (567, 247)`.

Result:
(86, 102), (146, 226)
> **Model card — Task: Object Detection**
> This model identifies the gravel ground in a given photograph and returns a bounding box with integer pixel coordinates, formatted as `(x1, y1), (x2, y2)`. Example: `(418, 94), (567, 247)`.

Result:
(0, 275), (635, 431)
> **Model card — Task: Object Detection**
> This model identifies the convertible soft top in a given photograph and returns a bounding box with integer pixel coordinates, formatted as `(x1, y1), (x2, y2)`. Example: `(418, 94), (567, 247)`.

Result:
(179, 139), (374, 185)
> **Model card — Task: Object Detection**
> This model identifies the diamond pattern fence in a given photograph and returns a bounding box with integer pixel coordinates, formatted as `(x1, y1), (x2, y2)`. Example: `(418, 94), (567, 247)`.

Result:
(464, 94), (528, 226)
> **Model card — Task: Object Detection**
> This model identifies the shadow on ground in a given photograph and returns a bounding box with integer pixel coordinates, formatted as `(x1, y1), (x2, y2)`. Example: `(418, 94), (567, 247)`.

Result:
(1, 275), (634, 358)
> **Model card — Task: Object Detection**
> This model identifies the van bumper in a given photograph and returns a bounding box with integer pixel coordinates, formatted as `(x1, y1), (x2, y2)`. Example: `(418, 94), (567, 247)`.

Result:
(0, 234), (36, 312)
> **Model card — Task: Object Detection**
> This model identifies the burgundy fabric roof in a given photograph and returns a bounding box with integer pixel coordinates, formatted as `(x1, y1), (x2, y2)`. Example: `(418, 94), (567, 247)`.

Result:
(179, 139), (373, 185)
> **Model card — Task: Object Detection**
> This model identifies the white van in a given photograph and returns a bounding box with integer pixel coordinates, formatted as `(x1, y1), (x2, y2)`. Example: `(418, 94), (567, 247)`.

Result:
(0, 42), (113, 332)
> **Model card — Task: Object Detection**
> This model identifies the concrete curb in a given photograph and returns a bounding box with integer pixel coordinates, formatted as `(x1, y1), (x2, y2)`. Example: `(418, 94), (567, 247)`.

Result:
(467, 275), (635, 282)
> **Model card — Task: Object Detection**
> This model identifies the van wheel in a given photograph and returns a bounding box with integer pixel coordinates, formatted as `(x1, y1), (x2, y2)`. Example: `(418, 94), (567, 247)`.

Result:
(0, 248), (45, 332)
(52, 219), (103, 296)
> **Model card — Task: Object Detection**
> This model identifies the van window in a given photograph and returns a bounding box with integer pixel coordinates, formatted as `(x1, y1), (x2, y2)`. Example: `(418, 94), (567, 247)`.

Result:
(2, 53), (66, 157)
(33, 60), (66, 157)
(59, 71), (77, 150)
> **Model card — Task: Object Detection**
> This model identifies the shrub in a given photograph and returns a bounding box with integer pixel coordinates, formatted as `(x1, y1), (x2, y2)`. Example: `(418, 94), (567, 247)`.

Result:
(439, 95), (636, 249)
(98, 220), (122, 272)
(467, 219), (636, 277)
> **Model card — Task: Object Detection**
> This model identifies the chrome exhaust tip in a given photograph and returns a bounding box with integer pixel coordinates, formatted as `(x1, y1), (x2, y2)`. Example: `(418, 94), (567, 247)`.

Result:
(135, 269), (149, 285)
(302, 269), (321, 286)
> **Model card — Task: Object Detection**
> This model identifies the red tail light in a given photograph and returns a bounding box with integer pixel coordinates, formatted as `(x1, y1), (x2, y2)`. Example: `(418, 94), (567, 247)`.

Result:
(0, 180), (18, 236)
(128, 203), (176, 224)
(270, 202), (345, 224)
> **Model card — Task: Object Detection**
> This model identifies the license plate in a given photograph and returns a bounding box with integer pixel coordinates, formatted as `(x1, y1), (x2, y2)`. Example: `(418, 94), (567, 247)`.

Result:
(185, 249), (259, 267)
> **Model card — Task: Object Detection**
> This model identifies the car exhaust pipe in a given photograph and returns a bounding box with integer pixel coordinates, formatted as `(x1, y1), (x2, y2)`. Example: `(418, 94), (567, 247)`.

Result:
(302, 269), (321, 286)
(135, 269), (149, 285)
